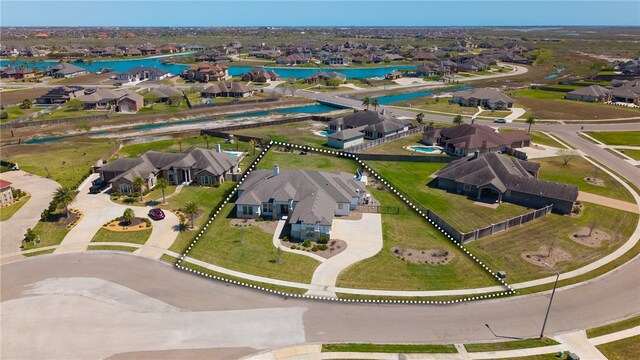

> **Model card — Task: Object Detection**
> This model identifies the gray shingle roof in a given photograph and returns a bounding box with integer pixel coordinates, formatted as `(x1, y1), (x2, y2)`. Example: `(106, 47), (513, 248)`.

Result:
(453, 87), (514, 104)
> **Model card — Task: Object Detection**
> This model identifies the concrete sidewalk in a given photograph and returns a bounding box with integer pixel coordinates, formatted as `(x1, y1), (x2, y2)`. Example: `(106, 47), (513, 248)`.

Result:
(578, 191), (639, 213)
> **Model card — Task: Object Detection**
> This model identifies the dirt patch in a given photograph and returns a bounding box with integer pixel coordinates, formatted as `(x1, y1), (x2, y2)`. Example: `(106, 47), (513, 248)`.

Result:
(584, 177), (605, 186)
(282, 239), (347, 259)
(391, 247), (454, 265)
(571, 227), (611, 248)
(105, 217), (150, 232)
(522, 245), (573, 267)
(230, 218), (278, 234)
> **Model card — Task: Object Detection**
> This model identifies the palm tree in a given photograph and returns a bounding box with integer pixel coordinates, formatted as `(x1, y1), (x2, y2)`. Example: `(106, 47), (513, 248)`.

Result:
(371, 98), (380, 112)
(176, 139), (183, 152)
(202, 134), (209, 149)
(526, 115), (536, 134)
(132, 177), (145, 203)
(362, 96), (371, 110)
(184, 201), (199, 229)
(416, 112), (425, 124)
(53, 186), (78, 219)
(156, 178), (170, 204)
(249, 138), (257, 156)
(453, 114), (464, 125)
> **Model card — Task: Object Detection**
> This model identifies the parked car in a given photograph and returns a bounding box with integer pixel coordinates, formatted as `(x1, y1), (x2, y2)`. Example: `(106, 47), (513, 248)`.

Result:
(148, 208), (165, 220)
(494, 118), (507, 123)
(89, 178), (109, 194)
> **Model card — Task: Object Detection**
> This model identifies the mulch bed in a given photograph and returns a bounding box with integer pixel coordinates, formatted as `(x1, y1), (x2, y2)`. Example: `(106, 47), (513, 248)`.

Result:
(522, 245), (573, 267)
(391, 247), (454, 265)
(105, 217), (150, 232)
(584, 177), (605, 186)
(51, 210), (81, 228)
(571, 227), (611, 248)
(282, 239), (347, 259)
(230, 218), (278, 234)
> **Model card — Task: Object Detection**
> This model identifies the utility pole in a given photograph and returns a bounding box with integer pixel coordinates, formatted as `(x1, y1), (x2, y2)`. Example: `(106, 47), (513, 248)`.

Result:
(540, 263), (560, 339)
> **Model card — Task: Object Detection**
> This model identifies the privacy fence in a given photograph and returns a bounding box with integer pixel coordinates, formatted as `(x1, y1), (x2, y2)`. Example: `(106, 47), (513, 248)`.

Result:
(344, 126), (424, 153)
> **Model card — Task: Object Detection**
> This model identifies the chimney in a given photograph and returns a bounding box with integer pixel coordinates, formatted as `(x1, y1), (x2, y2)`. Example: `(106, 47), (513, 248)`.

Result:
(216, 143), (221, 153)
(481, 140), (487, 149)
(472, 148), (480, 159)
(274, 164), (280, 177)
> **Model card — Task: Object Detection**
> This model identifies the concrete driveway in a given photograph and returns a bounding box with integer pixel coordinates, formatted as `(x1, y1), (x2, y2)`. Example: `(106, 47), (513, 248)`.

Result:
(55, 174), (179, 258)
(0, 171), (59, 257)
(306, 213), (383, 297)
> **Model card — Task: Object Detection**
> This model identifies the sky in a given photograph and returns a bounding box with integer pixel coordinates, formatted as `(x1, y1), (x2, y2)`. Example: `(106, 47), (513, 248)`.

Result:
(1, 1), (639, 27)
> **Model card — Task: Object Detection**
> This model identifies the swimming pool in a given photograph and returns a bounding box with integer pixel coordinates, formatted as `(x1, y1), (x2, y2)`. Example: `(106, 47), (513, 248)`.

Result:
(314, 130), (333, 137)
(407, 145), (443, 154)
(224, 150), (244, 157)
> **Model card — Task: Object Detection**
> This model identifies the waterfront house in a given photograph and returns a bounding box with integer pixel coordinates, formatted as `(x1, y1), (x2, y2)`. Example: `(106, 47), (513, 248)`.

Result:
(304, 71), (346, 84)
(201, 82), (255, 98)
(183, 62), (230, 82)
(385, 71), (403, 80)
(324, 53), (350, 66)
(452, 88), (514, 110)
(327, 110), (410, 149)
(45, 62), (87, 78)
(423, 123), (530, 156)
(241, 68), (280, 83)
(435, 152), (578, 214)
(0, 66), (35, 80)
(236, 167), (366, 240)
(36, 86), (85, 104)
(116, 66), (171, 82)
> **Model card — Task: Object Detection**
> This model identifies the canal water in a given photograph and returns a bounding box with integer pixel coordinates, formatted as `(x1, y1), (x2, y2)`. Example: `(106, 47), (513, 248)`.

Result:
(371, 85), (473, 105)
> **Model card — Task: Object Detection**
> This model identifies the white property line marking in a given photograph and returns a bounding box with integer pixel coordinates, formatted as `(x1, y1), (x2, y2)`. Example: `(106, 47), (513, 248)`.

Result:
(177, 140), (515, 304)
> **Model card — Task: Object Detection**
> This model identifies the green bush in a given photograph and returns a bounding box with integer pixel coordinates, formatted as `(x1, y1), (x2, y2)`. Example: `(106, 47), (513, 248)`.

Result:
(110, 191), (122, 197)
(311, 245), (318, 252)
(0, 112), (8, 120)
(318, 244), (328, 251)
(24, 228), (37, 242)
(317, 236), (329, 244)
(212, 183), (220, 188)
(302, 239), (312, 248)
(142, 218), (152, 227)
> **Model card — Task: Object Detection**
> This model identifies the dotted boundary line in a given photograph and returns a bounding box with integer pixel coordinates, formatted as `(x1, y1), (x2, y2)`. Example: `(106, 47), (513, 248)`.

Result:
(176, 141), (516, 305)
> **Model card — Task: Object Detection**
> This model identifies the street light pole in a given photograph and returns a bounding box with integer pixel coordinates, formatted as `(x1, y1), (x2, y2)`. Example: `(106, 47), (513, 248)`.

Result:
(540, 262), (560, 339)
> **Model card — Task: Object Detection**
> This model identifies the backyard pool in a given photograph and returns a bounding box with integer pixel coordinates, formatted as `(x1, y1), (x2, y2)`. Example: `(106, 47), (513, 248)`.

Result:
(406, 145), (444, 154)
(314, 129), (333, 137)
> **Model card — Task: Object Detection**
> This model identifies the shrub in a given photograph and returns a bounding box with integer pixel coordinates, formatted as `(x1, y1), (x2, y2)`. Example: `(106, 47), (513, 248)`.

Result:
(212, 183), (220, 188)
(121, 208), (135, 225)
(11, 188), (24, 199)
(40, 209), (51, 222)
(317, 244), (328, 251)
(24, 228), (37, 242)
(317, 236), (329, 244)
(142, 218), (152, 227)
(302, 239), (312, 248)
(282, 236), (289, 242)
(0, 112), (7, 120)
(311, 246), (318, 252)
(111, 191), (122, 198)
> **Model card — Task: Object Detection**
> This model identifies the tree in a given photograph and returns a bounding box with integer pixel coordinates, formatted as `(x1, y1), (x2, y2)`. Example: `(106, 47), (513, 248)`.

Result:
(557, 149), (577, 166)
(453, 114), (464, 125)
(143, 92), (160, 108)
(53, 186), (78, 219)
(249, 138), (257, 156)
(371, 98), (380, 112)
(176, 139), (183, 152)
(416, 112), (425, 124)
(121, 208), (135, 226)
(168, 94), (183, 106)
(525, 115), (536, 134)
(156, 178), (170, 204)
(66, 98), (85, 110)
(132, 177), (145, 202)
(202, 134), (210, 149)
(19, 99), (32, 109)
(184, 201), (199, 229)
(327, 78), (342, 88)
(24, 228), (37, 243)
(362, 96), (371, 110)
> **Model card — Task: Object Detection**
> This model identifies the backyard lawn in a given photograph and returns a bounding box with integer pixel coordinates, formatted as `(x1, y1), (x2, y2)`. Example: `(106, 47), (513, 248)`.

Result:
(232, 120), (332, 149)
(2, 138), (116, 188)
(466, 203), (638, 283)
(536, 156), (633, 202)
(391, 96), (478, 116)
(37, 108), (109, 120)
(186, 203), (321, 283)
(337, 186), (498, 290)
(0, 195), (30, 221)
(256, 148), (359, 174)
(366, 161), (532, 232)
(1, 105), (40, 123)
(90, 227), (152, 245)
(585, 131), (640, 147)
(359, 133), (449, 156)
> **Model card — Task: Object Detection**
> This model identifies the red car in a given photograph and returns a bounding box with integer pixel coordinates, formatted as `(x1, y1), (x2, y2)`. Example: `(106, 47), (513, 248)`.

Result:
(148, 208), (165, 220)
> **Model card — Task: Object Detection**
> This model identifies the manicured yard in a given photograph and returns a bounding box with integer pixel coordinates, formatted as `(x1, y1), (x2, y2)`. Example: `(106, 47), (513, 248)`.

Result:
(87, 245), (138, 252)
(366, 161), (533, 232)
(90, 227), (152, 245)
(1, 105), (40, 123)
(510, 89), (566, 100)
(596, 335), (640, 360)
(392, 96), (478, 116)
(536, 156), (633, 202)
(2, 138), (116, 188)
(22, 217), (70, 250)
(464, 338), (558, 352)
(617, 148), (640, 161)
(478, 110), (513, 118)
(37, 108), (108, 120)
(186, 203), (321, 284)
(359, 133), (448, 156)
(337, 186), (497, 291)
(111, 185), (178, 206)
(585, 131), (640, 147)
(528, 131), (565, 148)
(232, 120), (333, 149)
(587, 316), (640, 338)
(256, 149), (359, 174)
(321, 343), (457, 353)
(0, 195), (30, 221)
(466, 203), (638, 283)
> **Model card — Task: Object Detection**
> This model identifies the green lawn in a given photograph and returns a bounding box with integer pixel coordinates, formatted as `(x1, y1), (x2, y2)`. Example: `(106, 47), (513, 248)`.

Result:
(617, 148), (640, 161)
(1, 105), (40, 123)
(37, 108), (108, 120)
(23, 249), (56, 257)
(0, 195), (30, 221)
(596, 335), (640, 360)
(587, 316), (640, 338)
(359, 133), (447, 156)
(90, 227), (152, 245)
(464, 338), (558, 352)
(536, 156), (633, 202)
(21, 217), (70, 250)
(87, 245), (138, 252)
(2, 138), (116, 188)
(321, 343), (457, 354)
(232, 120), (333, 149)
(586, 131), (640, 147)
(528, 131), (565, 148)
(466, 203), (638, 283)
(187, 203), (321, 283)
(366, 161), (532, 232)
(393, 97), (478, 116)
(510, 89), (566, 100)
(337, 186), (497, 291)
(111, 185), (178, 206)
(256, 149), (359, 174)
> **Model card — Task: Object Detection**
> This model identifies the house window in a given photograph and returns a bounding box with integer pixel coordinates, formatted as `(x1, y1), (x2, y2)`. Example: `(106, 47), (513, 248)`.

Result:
(262, 203), (273, 213)
(306, 226), (315, 238)
(463, 184), (471, 192)
(201, 175), (213, 185)
(338, 203), (344, 210)
(120, 183), (132, 194)
(242, 206), (254, 216)
(149, 178), (154, 188)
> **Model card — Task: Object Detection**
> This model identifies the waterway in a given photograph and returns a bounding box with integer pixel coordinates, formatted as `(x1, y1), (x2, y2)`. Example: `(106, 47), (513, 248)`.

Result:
(0, 56), (416, 79)
(370, 85), (473, 105)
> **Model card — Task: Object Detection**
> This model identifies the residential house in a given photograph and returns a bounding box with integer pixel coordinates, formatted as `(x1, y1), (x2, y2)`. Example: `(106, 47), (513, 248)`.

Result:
(201, 82), (255, 98)
(0, 66), (35, 79)
(565, 85), (612, 103)
(410, 65), (438, 77)
(158, 45), (178, 54)
(618, 57), (640, 75)
(241, 68), (280, 83)
(435, 152), (578, 214)
(125, 47), (143, 56)
(324, 53), (350, 66)
(327, 110), (411, 149)
(304, 71), (346, 84)
(327, 129), (365, 149)
(100, 147), (241, 194)
(36, 86), (85, 104)
(385, 70), (403, 80)
(423, 124), (530, 156)
(413, 52), (438, 61)
(116, 66), (171, 82)
(276, 54), (310, 65)
(452, 88), (514, 110)
(148, 86), (183, 102)
(0, 180), (14, 207)
(610, 79), (640, 104)
(236, 167), (367, 240)
(78, 89), (143, 113)
(183, 62), (230, 82)
(45, 62), (87, 78)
